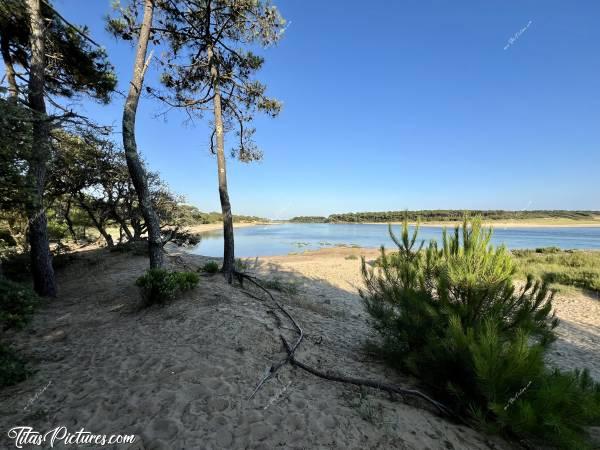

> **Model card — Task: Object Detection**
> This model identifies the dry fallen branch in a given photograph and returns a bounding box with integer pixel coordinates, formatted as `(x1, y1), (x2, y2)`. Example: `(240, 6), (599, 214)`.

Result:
(238, 273), (303, 399)
(237, 272), (457, 421)
(279, 335), (457, 420)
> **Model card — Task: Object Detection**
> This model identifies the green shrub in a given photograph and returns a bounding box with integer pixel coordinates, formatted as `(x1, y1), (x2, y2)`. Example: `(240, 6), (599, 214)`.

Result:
(47, 221), (69, 241)
(162, 229), (201, 247)
(0, 278), (40, 330)
(1, 253), (31, 282)
(202, 261), (220, 274)
(360, 217), (600, 449)
(234, 258), (250, 272)
(0, 343), (30, 387)
(135, 268), (199, 306)
(110, 240), (148, 256)
(512, 249), (600, 294)
(535, 246), (561, 254)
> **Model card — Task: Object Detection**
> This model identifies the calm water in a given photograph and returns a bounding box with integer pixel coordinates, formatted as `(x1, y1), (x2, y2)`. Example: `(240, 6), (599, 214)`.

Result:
(187, 223), (600, 257)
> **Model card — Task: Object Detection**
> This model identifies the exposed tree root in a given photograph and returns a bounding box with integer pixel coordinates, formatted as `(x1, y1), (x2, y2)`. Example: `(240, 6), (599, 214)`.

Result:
(238, 273), (304, 399)
(236, 271), (458, 421)
(279, 335), (456, 419)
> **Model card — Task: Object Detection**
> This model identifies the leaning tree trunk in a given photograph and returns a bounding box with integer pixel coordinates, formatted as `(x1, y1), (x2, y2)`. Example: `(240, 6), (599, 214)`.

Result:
(78, 200), (114, 248)
(208, 43), (235, 282)
(63, 198), (77, 242)
(25, 0), (56, 296)
(122, 0), (163, 268)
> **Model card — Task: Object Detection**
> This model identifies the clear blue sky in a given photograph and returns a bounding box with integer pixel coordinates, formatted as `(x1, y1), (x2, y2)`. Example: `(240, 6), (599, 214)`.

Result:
(51, 0), (600, 218)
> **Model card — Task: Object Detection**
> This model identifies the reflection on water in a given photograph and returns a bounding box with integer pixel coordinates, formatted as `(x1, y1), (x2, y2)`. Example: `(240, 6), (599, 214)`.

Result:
(186, 223), (600, 258)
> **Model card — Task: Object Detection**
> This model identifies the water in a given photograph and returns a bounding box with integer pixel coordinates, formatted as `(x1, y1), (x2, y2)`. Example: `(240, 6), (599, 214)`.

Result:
(186, 223), (600, 257)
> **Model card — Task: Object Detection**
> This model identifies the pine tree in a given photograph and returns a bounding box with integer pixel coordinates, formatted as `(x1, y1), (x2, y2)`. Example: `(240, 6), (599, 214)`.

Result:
(360, 216), (600, 448)
(0, 0), (116, 295)
(109, 0), (285, 281)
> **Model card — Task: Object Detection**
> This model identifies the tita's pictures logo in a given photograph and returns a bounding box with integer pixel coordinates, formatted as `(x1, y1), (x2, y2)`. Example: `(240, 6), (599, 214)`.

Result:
(7, 426), (137, 448)
(504, 20), (533, 50)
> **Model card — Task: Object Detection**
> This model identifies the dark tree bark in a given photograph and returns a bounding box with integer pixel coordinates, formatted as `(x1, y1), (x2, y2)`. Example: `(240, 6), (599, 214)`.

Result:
(122, 0), (163, 268)
(78, 200), (114, 247)
(63, 198), (77, 242)
(26, 0), (56, 297)
(208, 40), (235, 282)
(108, 209), (133, 241)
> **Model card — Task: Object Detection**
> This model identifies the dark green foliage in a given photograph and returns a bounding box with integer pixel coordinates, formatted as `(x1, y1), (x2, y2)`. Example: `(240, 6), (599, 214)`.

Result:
(0, 0), (116, 102)
(46, 220), (69, 241)
(289, 216), (328, 223)
(170, 206), (267, 225)
(361, 217), (600, 449)
(162, 229), (201, 247)
(0, 342), (30, 387)
(0, 228), (16, 247)
(202, 261), (220, 274)
(0, 277), (40, 330)
(0, 100), (34, 212)
(291, 210), (600, 224)
(135, 268), (199, 306)
(0, 252), (30, 282)
(534, 246), (561, 254)
(109, 0), (285, 161)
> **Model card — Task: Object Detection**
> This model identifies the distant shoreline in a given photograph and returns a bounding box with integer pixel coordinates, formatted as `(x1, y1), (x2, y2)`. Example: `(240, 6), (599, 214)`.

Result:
(186, 220), (600, 231)
(283, 220), (600, 228)
(360, 220), (600, 229)
(185, 222), (272, 234)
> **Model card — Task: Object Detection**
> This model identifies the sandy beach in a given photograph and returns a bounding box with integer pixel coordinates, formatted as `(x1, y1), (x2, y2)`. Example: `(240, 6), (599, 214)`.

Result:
(1, 245), (599, 449)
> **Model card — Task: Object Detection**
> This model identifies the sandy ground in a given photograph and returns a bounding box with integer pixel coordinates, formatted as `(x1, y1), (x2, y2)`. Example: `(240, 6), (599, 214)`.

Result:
(1, 246), (598, 449)
(258, 247), (600, 381)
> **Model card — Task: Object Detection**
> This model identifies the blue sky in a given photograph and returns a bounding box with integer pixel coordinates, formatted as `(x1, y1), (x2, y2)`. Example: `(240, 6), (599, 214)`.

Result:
(48, 1), (600, 218)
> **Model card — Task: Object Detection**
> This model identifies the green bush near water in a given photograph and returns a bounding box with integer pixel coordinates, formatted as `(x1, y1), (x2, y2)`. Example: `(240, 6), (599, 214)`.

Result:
(360, 218), (600, 449)
(202, 261), (220, 274)
(512, 248), (600, 294)
(135, 269), (199, 306)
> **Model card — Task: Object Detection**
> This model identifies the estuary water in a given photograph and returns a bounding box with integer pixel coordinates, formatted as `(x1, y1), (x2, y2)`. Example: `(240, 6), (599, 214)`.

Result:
(187, 223), (600, 258)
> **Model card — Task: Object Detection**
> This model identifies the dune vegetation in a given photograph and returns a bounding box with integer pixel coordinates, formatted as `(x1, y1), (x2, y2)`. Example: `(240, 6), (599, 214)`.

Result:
(361, 218), (600, 449)
(512, 248), (600, 295)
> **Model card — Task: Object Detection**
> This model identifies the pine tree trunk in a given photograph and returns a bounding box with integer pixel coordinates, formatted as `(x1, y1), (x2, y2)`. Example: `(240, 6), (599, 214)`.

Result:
(26, 0), (56, 297)
(122, 0), (163, 268)
(208, 42), (235, 282)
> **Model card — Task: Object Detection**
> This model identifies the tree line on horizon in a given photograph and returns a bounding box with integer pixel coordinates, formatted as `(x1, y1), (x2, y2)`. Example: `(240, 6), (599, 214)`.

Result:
(289, 210), (600, 223)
